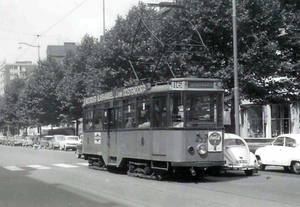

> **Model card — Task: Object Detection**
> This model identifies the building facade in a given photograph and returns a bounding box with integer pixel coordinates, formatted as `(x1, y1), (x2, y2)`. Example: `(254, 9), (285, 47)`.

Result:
(0, 61), (36, 96)
(46, 42), (77, 63)
(240, 101), (300, 138)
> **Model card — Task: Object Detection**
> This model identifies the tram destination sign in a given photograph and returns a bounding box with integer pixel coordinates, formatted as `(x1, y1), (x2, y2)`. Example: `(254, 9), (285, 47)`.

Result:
(188, 81), (214, 88)
(171, 80), (220, 90)
(83, 84), (147, 106)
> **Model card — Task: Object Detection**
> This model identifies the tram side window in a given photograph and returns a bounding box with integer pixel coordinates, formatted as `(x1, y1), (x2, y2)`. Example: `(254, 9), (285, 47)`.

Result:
(170, 93), (184, 127)
(103, 109), (116, 130)
(94, 109), (103, 130)
(153, 97), (167, 127)
(115, 107), (122, 129)
(137, 99), (150, 128)
(85, 110), (94, 131)
(124, 100), (136, 129)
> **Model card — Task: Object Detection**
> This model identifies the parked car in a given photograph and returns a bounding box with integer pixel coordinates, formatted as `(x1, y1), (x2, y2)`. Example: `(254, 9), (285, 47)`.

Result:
(4, 136), (13, 146)
(39, 136), (53, 149)
(48, 134), (65, 150)
(255, 134), (300, 174)
(22, 136), (34, 147)
(222, 133), (258, 175)
(11, 135), (23, 146)
(0, 136), (6, 144)
(59, 135), (81, 151)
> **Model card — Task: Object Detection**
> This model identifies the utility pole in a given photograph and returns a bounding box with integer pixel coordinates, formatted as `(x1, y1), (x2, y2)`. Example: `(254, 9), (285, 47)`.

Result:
(102, 0), (105, 42)
(232, 0), (240, 135)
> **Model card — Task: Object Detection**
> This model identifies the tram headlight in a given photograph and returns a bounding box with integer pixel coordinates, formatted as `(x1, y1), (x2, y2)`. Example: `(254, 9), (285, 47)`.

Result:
(197, 144), (207, 155)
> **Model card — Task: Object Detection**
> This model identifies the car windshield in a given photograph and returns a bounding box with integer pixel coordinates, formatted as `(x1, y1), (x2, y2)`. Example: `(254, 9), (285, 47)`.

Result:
(66, 137), (79, 141)
(56, 136), (65, 141)
(273, 137), (284, 146)
(42, 137), (53, 141)
(225, 139), (246, 147)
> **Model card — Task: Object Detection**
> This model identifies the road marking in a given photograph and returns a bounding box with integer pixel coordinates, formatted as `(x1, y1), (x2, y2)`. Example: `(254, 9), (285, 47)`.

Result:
(27, 165), (51, 170)
(3, 163), (86, 171)
(77, 163), (88, 166)
(53, 164), (78, 168)
(4, 166), (24, 171)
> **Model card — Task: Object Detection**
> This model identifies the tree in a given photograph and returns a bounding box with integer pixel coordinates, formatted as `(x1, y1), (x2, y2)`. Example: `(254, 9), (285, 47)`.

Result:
(56, 35), (104, 134)
(0, 78), (26, 134)
(21, 58), (64, 127)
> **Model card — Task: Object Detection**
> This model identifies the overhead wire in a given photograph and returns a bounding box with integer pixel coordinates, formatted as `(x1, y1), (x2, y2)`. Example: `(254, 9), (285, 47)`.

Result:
(16, 0), (89, 61)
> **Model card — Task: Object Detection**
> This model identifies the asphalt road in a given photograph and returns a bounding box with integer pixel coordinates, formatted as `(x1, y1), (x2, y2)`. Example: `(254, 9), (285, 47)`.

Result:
(0, 145), (300, 207)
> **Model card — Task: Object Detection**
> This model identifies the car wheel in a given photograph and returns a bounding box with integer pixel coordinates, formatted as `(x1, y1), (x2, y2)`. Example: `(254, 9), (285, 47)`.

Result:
(291, 162), (300, 174)
(256, 157), (265, 170)
(59, 146), (63, 150)
(244, 170), (253, 176)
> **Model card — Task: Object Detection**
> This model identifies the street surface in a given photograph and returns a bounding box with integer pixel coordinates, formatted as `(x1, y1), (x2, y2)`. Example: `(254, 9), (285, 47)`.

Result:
(0, 145), (299, 207)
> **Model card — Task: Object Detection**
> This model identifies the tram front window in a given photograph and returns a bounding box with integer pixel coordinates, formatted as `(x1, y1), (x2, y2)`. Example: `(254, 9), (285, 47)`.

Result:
(186, 93), (218, 127)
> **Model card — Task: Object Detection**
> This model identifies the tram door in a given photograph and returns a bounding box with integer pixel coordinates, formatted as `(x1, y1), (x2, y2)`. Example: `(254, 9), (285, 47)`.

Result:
(107, 108), (118, 159)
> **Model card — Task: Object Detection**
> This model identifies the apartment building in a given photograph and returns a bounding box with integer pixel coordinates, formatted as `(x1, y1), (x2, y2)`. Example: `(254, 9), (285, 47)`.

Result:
(0, 60), (36, 96)
(46, 42), (77, 63)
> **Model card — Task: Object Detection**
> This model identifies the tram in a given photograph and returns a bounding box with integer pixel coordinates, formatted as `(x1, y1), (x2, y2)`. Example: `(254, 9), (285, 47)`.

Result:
(82, 77), (225, 179)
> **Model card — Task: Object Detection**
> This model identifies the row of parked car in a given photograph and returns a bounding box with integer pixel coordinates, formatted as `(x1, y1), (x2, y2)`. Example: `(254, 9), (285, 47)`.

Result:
(222, 133), (300, 175)
(0, 135), (26, 146)
(0, 134), (82, 152)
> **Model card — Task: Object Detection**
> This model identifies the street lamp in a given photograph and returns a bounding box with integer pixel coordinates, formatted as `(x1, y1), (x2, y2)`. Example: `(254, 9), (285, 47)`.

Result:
(18, 42), (41, 62)
(232, 0), (240, 135)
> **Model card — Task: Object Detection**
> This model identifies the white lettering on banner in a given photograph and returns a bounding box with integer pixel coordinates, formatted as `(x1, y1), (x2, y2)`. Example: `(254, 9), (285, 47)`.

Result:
(123, 85), (146, 97)
(84, 84), (147, 105)
(98, 92), (114, 102)
(84, 96), (97, 105)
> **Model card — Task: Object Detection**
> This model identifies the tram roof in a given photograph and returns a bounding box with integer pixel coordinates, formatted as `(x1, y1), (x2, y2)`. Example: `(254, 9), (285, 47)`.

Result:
(83, 77), (223, 106)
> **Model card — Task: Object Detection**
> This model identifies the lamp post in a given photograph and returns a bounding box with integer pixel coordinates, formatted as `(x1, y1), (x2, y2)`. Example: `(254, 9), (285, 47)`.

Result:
(18, 42), (41, 134)
(18, 42), (40, 62)
(232, 0), (240, 135)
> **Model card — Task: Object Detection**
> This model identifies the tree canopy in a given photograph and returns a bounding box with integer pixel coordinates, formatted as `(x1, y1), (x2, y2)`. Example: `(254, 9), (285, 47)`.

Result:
(1, 0), (300, 134)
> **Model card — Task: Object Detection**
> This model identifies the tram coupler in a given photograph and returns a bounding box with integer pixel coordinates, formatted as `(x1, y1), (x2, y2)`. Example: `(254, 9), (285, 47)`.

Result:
(190, 167), (196, 176)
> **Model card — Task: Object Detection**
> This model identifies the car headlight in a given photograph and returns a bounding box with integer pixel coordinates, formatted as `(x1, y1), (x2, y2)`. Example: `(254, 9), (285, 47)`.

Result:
(197, 144), (208, 155)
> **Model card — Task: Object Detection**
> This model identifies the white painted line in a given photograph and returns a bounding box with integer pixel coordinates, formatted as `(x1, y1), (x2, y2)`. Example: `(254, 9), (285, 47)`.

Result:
(53, 164), (78, 168)
(77, 163), (88, 166)
(27, 165), (51, 170)
(4, 166), (24, 171)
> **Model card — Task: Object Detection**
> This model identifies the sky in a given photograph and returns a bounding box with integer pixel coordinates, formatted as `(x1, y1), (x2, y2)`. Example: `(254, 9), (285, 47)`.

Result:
(0, 0), (173, 64)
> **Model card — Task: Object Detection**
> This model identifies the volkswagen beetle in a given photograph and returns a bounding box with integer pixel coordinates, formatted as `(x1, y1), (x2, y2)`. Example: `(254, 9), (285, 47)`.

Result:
(222, 133), (259, 176)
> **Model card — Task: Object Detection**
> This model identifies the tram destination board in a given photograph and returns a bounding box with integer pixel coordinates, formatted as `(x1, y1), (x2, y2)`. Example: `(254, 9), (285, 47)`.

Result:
(171, 79), (222, 90)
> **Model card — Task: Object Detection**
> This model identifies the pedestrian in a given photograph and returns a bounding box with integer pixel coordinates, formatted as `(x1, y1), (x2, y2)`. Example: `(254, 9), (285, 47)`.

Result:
(33, 135), (39, 149)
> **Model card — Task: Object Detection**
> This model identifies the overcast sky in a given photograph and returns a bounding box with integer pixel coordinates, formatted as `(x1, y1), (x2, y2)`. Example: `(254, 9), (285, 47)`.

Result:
(0, 0), (173, 64)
